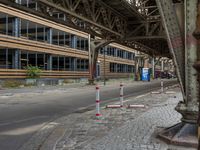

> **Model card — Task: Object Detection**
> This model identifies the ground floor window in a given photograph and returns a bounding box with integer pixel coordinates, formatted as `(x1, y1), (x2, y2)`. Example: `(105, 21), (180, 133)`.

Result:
(0, 48), (14, 69)
(110, 62), (134, 73)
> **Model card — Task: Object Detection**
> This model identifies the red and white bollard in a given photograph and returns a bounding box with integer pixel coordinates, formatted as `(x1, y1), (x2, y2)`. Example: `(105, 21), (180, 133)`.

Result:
(106, 83), (124, 108)
(161, 80), (164, 93)
(96, 84), (101, 117)
(120, 82), (124, 107)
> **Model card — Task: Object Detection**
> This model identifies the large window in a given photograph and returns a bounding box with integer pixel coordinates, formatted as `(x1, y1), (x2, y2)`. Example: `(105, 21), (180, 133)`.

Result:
(0, 13), (15, 36)
(76, 37), (88, 51)
(76, 58), (88, 71)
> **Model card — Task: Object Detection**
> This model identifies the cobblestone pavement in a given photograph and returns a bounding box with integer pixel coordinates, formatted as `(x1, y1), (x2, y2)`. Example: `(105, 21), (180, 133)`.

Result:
(20, 86), (195, 150)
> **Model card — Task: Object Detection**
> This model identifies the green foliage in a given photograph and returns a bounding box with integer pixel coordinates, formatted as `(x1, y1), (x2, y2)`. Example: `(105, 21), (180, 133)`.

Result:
(26, 65), (41, 79)
(130, 73), (134, 80)
(2, 80), (23, 88)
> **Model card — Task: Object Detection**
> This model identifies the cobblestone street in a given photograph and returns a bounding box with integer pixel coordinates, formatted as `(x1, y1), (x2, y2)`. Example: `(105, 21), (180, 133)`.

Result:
(20, 86), (196, 150)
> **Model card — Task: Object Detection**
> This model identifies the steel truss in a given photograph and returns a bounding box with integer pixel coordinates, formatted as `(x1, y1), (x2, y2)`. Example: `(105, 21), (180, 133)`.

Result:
(4, 0), (172, 57)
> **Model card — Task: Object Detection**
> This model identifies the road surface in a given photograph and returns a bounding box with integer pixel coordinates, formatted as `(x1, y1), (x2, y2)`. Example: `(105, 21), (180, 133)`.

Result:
(0, 79), (177, 150)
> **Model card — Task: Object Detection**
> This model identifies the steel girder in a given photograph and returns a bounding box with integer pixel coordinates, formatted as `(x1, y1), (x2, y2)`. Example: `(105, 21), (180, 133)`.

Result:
(5, 0), (171, 57)
(122, 0), (168, 57)
(38, 0), (126, 38)
(156, 0), (185, 96)
(34, 0), (158, 55)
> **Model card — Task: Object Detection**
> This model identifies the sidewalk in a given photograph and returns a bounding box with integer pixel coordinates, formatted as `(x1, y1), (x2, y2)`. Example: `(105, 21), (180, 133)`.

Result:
(0, 79), (171, 98)
(19, 84), (194, 150)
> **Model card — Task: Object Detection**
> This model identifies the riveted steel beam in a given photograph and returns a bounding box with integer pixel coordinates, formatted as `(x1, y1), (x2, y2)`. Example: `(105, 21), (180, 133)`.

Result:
(156, 0), (185, 96)
(38, 0), (126, 37)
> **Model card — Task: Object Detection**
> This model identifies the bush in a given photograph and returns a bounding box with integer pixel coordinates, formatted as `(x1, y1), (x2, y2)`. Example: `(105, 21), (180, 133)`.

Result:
(2, 80), (23, 88)
(63, 79), (74, 84)
(26, 65), (41, 79)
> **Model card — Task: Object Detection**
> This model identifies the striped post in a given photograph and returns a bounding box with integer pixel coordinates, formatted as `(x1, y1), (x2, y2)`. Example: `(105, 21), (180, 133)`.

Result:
(120, 82), (124, 107)
(161, 80), (164, 93)
(96, 85), (101, 117)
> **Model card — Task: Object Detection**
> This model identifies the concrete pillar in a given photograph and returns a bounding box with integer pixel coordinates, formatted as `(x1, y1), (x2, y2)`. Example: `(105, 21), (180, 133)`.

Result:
(13, 17), (20, 69)
(47, 28), (52, 44)
(71, 35), (77, 49)
(73, 58), (77, 71)
(14, 50), (20, 69)
(47, 55), (52, 70)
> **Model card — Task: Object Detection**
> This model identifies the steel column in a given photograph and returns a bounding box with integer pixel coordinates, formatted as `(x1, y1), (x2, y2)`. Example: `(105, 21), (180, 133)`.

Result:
(156, 0), (185, 97)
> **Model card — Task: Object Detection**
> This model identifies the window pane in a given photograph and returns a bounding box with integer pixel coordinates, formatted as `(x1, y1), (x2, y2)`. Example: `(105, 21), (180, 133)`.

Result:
(21, 0), (28, 7)
(59, 57), (64, 70)
(59, 31), (64, 46)
(0, 13), (7, 34)
(20, 19), (28, 38)
(80, 39), (85, 50)
(28, 0), (37, 10)
(85, 40), (88, 51)
(77, 37), (80, 49)
(7, 15), (14, 36)
(37, 53), (44, 69)
(65, 57), (70, 71)
(20, 51), (28, 69)
(37, 24), (45, 42)
(64, 33), (71, 47)
(52, 56), (58, 70)
(52, 29), (59, 45)
(77, 59), (80, 71)
(7, 49), (13, 69)
(28, 52), (36, 66)
(0, 49), (7, 68)
(28, 21), (37, 40)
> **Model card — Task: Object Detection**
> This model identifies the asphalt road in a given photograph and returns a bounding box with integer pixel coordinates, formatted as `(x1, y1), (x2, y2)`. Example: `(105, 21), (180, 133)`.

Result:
(0, 79), (177, 150)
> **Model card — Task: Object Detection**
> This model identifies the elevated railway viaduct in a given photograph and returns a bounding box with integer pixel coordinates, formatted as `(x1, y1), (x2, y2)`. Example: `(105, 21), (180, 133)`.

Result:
(1, 0), (200, 147)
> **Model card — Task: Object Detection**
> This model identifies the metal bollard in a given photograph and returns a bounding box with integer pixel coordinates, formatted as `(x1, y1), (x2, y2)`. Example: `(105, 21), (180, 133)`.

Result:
(161, 80), (164, 93)
(120, 82), (124, 107)
(96, 84), (101, 117)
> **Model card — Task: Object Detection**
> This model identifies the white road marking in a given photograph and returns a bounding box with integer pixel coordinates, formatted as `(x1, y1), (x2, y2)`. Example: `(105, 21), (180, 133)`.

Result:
(123, 93), (150, 103)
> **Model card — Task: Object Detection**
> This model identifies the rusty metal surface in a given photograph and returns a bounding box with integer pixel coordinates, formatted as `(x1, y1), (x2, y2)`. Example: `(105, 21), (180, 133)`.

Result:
(155, 0), (185, 96)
